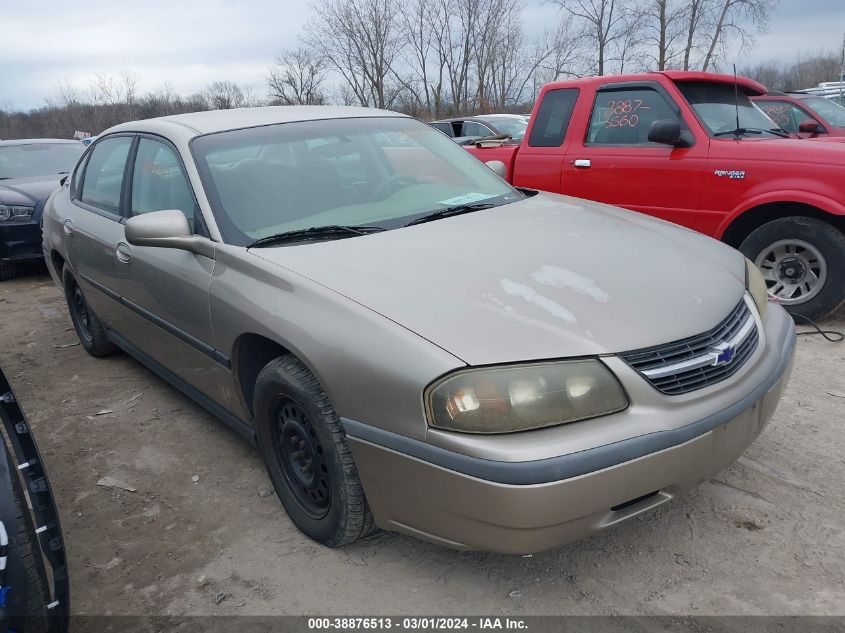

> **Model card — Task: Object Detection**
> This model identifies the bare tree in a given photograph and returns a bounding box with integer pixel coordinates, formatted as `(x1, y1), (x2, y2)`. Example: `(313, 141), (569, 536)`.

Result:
(305, 0), (404, 108)
(268, 47), (328, 105)
(639, 0), (687, 70)
(681, 0), (709, 70)
(551, 0), (636, 76)
(205, 80), (246, 109)
(701, 0), (777, 72)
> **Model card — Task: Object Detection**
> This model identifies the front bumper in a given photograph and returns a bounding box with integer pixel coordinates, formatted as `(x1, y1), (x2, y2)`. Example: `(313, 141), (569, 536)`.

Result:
(0, 221), (42, 265)
(344, 304), (796, 554)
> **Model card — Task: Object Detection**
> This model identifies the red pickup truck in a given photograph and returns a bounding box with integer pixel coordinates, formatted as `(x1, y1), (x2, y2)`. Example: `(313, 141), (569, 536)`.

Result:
(466, 71), (845, 320)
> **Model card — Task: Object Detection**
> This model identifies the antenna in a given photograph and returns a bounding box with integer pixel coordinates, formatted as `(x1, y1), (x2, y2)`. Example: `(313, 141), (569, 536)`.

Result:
(733, 63), (741, 137)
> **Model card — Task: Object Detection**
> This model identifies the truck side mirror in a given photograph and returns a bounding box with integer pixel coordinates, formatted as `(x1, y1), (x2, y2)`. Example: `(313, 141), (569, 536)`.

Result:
(648, 120), (688, 147)
(798, 119), (824, 135)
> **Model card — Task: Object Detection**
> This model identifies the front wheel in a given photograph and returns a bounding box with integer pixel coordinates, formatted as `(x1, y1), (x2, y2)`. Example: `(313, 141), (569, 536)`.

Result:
(253, 355), (375, 547)
(739, 217), (845, 320)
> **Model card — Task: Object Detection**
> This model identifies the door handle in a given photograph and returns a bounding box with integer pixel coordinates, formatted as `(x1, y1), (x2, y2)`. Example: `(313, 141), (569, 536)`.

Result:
(573, 159), (592, 169)
(115, 242), (132, 264)
(63, 218), (75, 236)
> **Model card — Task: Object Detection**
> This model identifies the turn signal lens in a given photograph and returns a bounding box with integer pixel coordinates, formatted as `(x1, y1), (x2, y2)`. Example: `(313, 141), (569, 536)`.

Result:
(426, 360), (628, 434)
(745, 258), (768, 319)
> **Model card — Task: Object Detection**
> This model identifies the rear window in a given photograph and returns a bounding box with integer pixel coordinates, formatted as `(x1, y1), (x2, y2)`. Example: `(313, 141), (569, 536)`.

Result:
(528, 89), (579, 147)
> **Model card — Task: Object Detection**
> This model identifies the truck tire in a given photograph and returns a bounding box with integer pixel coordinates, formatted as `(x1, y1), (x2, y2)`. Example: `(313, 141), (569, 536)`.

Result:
(253, 355), (376, 547)
(739, 216), (845, 321)
(0, 264), (16, 282)
(63, 266), (117, 357)
(3, 442), (50, 633)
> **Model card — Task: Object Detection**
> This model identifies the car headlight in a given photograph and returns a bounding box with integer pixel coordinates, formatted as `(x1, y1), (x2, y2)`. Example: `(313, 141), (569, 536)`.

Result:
(745, 258), (768, 319)
(425, 360), (628, 434)
(0, 205), (35, 223)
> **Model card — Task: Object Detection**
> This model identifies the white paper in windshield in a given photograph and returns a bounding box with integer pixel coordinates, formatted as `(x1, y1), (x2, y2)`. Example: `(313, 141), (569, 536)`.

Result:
(437, 192), (495, 206)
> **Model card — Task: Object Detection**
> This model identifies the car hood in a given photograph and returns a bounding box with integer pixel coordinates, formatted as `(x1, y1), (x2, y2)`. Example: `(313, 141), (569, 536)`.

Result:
(252, 192), (747, 365)
(708, 136), (845, 163)
(0, 175), (64, 207)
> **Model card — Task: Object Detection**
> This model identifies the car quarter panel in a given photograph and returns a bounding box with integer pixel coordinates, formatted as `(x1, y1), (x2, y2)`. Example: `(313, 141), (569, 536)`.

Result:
(208, 244), (466, 439)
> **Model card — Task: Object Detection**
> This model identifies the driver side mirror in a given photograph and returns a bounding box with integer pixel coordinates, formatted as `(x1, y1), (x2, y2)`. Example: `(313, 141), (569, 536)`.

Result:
(648, 119), (690, 147)
(485, 160), (507, 179)
(125, 209), (215, 259)
(798, 119), (824, 135)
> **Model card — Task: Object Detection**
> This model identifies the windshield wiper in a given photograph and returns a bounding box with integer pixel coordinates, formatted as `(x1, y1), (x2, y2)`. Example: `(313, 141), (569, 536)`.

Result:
(714, 127), (791, 139)
(405, 203), (495, 227)
(248, 224), (386, 248)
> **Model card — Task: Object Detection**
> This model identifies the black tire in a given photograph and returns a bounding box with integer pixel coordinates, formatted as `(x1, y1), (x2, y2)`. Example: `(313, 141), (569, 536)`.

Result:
(0, 264), (16, 282)
(4, 442), (50, 633)
(62, 266), (117, 357)
(739, 216), (845, 321)
(253, 355), (376, 547)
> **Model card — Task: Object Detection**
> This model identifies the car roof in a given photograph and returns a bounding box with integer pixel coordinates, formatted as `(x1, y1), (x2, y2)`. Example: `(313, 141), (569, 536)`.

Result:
(105, 106), (408, 139)
(543, 71), (767, 96)
(0, 138), (82, 146)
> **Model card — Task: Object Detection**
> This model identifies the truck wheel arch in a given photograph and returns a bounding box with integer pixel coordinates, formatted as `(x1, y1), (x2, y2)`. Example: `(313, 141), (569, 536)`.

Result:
(719, 200), (845, 248)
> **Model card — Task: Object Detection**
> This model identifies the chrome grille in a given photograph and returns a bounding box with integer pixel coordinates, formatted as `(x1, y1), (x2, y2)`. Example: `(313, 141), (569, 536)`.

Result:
(620, 299), (758, 396)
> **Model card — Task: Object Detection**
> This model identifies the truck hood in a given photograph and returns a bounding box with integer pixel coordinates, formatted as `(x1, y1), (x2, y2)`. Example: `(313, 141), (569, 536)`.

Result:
(252, 192), (747, 365)
(708, 136), (845, 163)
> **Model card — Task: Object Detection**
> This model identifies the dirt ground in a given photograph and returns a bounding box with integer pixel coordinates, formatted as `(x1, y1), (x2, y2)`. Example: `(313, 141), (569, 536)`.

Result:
(0, 269), (843, 617)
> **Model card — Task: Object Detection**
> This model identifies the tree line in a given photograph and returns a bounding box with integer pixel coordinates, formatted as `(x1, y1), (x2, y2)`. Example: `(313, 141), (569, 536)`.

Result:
(5, 0), (841, 140)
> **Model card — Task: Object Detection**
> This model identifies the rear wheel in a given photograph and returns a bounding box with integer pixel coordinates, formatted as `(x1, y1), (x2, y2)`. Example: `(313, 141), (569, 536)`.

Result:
(739, 217), (845, 320)
(63, 267), (117, 357)
(253, 355), (376, 547)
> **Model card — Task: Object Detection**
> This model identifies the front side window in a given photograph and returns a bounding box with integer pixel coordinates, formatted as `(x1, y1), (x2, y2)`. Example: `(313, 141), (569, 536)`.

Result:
(130, 138), (196, 224)
(192, 117), (520, 246)
(0, 142), (84, 180)
(755, 101), (816, 133)
(676, 82), (784, 137)
(587, 88), (679, 145)
(480, 117), (528, 140)
(804, 97), (845, 127)
(80, 136), (133, 214)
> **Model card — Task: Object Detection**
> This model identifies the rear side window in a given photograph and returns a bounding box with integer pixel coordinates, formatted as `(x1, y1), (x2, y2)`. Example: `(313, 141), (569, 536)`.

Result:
(528, 88), (579, 147)
(587, 88), (678, 145)
(430, 122), (454, 137)
(462, 121), (494, 137)
(80, 136), (133, 214)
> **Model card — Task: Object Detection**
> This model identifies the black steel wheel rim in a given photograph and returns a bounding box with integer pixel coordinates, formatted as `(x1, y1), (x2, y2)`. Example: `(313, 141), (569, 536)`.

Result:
(72, 286), (93, 342)
(272, 398), (331, 518)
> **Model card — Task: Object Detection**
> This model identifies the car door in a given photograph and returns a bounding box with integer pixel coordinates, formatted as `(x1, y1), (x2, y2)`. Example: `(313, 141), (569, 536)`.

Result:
(109, 135), (229, 405)
(561, 83), (707, 229)
(59, 134), (134, 328)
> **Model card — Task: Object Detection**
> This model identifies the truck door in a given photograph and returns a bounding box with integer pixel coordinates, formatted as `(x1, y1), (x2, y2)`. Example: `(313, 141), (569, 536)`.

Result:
(561, 82), (706, 229)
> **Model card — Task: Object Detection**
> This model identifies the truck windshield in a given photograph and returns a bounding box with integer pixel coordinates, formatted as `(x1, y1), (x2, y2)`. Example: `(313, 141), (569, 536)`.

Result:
(804, 97), (845, 127)
(192, 116), (520, 246)
(676, 82), (784, 137)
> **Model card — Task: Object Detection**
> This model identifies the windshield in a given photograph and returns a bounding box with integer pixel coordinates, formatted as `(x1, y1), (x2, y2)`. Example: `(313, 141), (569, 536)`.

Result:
(805, 97), (845, 127)
(0, 142), (84, 180)
(192, 117), (520, 246)
(676, 82), (783, 137)
(481, 117), (528, 140)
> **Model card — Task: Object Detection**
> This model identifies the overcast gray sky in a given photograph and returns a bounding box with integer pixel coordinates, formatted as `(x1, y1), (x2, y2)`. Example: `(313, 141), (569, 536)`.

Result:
(2, 0), (844, 110)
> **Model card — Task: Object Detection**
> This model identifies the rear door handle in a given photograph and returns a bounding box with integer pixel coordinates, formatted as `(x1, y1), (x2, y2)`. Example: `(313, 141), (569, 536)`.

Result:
(573, 159), (592, 169)
(63, 218), (75, 236)
(115, 242), (132, 264)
